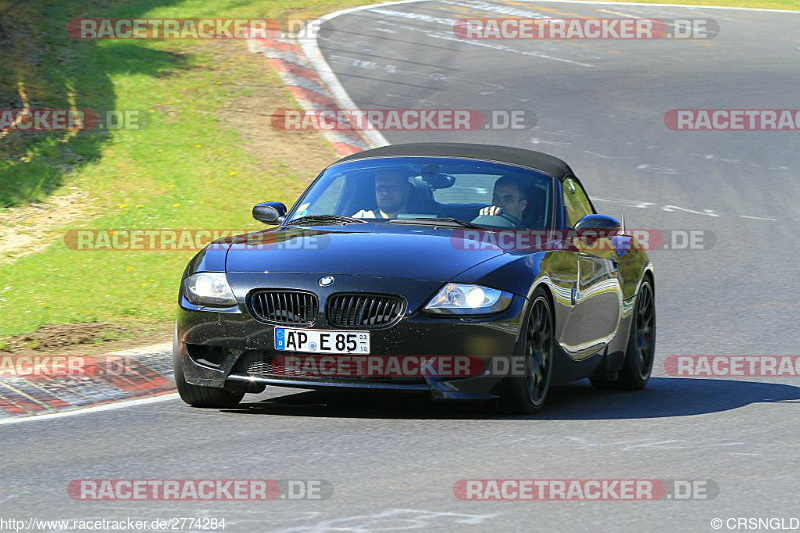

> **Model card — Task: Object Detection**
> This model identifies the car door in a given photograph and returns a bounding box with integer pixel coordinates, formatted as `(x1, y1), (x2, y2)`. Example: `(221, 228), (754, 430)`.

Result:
(558, 177), (623, 359)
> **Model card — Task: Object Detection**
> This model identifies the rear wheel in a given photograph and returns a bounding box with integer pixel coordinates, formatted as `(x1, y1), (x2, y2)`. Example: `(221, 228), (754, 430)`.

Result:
(591, 277), (656, 390)
(497, 289), (554, 415)
(174, 352), (244, 408)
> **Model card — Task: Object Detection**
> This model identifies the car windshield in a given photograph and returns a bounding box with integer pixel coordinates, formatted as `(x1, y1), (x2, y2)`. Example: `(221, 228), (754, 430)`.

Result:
(287, 157), (554, 229)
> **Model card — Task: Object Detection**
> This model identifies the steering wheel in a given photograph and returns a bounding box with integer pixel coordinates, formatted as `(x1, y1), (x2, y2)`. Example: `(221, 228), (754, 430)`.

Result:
(495, 211), (525, 228)
(472, 209), (525, 229)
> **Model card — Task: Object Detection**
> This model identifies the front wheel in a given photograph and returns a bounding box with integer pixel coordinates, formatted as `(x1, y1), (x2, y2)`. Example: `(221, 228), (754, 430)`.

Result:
(497, 288), (554, 415)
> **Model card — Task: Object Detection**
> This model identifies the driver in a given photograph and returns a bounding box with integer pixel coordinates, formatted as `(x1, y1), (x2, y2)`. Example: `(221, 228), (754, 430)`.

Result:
(474, 175), (529, 225)
(353, 168), (413, 219)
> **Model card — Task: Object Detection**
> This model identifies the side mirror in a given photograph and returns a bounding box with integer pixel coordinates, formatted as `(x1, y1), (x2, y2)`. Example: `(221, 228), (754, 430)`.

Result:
(574, 214), (621, 232)
(252, 201), (287, 224)
(574, 214), (621, 242)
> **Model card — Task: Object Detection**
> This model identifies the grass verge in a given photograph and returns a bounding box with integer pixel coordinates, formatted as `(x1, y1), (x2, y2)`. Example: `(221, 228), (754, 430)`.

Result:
(0, 0), (381, 342)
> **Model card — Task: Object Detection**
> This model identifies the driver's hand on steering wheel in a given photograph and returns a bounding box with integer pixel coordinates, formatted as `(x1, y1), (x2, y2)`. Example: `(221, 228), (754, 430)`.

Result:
(479, 205), (503, 216)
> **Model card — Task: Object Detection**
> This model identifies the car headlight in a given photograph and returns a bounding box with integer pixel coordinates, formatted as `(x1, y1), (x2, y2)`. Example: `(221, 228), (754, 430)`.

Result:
(183, 272), (238, 307)
(424, 283), (513, 315)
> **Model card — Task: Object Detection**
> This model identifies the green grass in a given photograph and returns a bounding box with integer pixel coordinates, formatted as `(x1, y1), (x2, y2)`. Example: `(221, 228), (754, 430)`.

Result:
(0, 0), (796, 338)
(0, 0), (382, 336)
(613, 0), (798, 8)
(0, 0), (382, 207)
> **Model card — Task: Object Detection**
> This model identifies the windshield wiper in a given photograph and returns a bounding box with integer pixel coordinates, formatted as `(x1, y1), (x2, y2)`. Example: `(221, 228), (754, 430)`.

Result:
(388, 217), (484, 229)
(286, 214), (368, 226)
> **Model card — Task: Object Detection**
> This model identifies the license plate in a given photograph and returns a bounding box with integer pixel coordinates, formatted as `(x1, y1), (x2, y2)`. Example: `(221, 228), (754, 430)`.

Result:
(274, 328), (370, 354)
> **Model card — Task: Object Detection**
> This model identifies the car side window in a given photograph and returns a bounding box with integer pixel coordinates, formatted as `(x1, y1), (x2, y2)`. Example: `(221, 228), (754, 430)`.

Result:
(562, 178), (593, 227)
(300, 174), (346, 217)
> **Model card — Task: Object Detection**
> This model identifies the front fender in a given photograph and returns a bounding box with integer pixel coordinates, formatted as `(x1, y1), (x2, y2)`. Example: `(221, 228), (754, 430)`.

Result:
(452, 250), (577, 353)
(611, 234), (652, 303)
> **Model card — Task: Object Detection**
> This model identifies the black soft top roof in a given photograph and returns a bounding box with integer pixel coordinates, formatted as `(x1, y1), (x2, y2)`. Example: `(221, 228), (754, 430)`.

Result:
(333, 143), (575, 180)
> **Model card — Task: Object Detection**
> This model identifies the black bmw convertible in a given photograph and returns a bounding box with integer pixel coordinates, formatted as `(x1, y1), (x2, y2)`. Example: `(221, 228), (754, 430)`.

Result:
(173, 143), (655, 414)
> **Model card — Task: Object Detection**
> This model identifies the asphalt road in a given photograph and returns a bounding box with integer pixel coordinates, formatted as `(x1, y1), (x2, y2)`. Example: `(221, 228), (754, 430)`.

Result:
(2, 1), (800, 531)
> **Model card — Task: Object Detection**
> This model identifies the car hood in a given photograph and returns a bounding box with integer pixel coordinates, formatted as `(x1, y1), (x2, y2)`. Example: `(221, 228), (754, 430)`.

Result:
(224, 225), (505, 282)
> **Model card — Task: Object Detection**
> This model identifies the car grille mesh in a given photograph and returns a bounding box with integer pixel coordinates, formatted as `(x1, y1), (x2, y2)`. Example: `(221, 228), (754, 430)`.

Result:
(326, 294), (404, 328)
(234, 351), (292, 377)
(249, 290), (318, 326)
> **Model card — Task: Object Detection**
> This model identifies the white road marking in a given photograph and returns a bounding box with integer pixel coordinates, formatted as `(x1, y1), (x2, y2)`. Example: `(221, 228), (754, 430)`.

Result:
(0, 393), (179, 426)
(531, 137), (572, 146)
(637, 163), (681, 175)
(425, 30), (597, 67)
(594, 197), (655, 208)
(741, 215), (777, 221)
(366, 9), (597, 68)
(703, 154), (742, 164)
(597, 8), (644, 18)
(663, 204), (720, 217)
(597, 198), (779, 222)
(622, 439), (685, 450)
(584, 151), (614, 159)
(330, 54), (448, 81)
(273, 509), (498, 532)
(583, 150), (633, 159)
(440, 0), (548, 18)
(371, 7), (455, 25)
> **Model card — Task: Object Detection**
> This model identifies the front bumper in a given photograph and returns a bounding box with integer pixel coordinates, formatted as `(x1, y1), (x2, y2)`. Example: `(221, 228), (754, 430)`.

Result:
(175, 276), (526, 400)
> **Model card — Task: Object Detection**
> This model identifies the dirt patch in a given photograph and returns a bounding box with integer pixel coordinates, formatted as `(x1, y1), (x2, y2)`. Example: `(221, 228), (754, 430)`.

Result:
(217, 46), (340, 184)
(221, 93), (339, 180)
(0, 188), (95, 265)
(0, 321), (171, 355)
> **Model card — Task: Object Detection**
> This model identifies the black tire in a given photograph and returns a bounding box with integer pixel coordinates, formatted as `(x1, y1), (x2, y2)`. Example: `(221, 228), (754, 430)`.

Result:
(497, 288), (555, 415)
(174, 352), (244, 408)
(590, 276), (656, 390)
